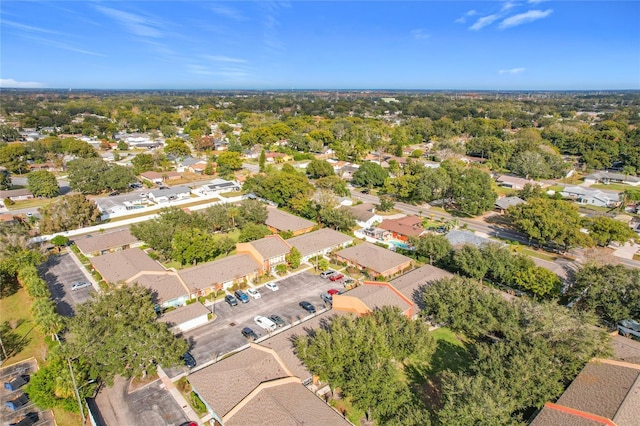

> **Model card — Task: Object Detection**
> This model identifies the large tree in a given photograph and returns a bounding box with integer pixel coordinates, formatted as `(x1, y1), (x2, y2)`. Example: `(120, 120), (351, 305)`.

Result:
(67, 158), (136, 194)
(450, 168), (497, 216)
(306, 159), (335, 178)
(582, 216), (636, 247)
(410, 234), (452, 265)
(352, 161), (388, 188)
(0, 170), (11, 190)
(243, 169), (314, 212)
(65, 285), (188, 384)
(27, 170), (60, 198)
(38, 194), (100, 234)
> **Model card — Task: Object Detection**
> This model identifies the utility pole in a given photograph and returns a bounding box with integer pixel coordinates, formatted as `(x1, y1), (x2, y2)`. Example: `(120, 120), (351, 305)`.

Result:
(67, 358), (85, 421)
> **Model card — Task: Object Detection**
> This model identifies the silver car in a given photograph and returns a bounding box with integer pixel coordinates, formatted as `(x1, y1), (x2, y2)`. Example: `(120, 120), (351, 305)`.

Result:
(71, 281), (91, 291)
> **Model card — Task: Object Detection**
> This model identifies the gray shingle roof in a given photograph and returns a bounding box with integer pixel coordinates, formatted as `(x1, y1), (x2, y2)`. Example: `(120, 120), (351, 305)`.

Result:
(130, 273), (189, 304)
(390, 264), (453, 311)
(335, 242), (412, 275)
(149, 185), (191, 198)
(495, 196), (526, 211)
(287, 228), (353, 257)
(445, 229), (493, 248)
(346, 203), (377, 222)
(178, 254), (261, 291)
(248, 236), (291, 260)
(265, 207), (315, 233)
(90, 248), (164, 283)
(74, 229), (138, 254)
(157, 302), (210, 327)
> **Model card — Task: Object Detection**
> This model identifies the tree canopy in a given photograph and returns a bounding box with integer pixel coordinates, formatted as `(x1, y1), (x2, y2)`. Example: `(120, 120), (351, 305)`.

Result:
(67, 158), (136, 194)
(27, 170), (59, 198)
(38, 194), (100, 234)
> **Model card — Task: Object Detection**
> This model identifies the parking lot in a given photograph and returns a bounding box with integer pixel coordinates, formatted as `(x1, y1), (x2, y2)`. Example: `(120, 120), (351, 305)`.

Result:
(0, 359), (55, 426)
(176, 270), (349, 370)
(38, 252), (96, 317)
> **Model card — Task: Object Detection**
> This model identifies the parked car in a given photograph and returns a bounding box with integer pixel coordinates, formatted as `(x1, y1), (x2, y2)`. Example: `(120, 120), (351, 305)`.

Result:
(327, 288), (341, 296)
(241, 327), (259, 341)
(181, 352), (196, 369)
(269, 315), (286, 328)
(265, 282), (279, 291)
(254, 316), (277, 332)
(234, 290), (250, 303)
(108, 191), (120, 196)
(321, 293), (332, 305)
(618, 319), (640, 340)
(71, 281), (91, 291)
(9, 412), (39, 426)
(225, 295), (238, 307)
(299, 301), (316, 314)
(246, 288), (261, 299)
(329, 273), (344, 282)
(320, 270), (336, 279)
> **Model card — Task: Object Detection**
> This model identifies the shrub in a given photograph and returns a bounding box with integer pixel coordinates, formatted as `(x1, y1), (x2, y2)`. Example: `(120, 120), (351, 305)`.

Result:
(4, 198), (14, 206)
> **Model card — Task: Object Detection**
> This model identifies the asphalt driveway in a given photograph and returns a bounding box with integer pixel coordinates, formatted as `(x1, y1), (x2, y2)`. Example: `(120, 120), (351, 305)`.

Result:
(176, 269), (348, 371)
(38, 252), (96, 317)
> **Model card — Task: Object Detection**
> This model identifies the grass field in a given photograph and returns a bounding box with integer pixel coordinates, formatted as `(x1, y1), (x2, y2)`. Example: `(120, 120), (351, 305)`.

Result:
(511, 246), (558, 262)
(7, 198), (54, 210)
(0, 286), (48, 364)
(590, 183), (634, 192)
(426, 327), (470, 375)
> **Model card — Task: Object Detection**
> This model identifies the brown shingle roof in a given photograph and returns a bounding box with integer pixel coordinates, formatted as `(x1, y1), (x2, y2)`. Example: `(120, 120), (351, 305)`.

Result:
(265, 207), (315, 233)
(530, 405), (605, 426)
(187, 346), (292, 418)
(390, 264), (453, 312)
(344, 282), (412, 313)
(346, 203), (376, 222)
(378, 215), (424, 237)
(0, 188), (32, 198)
(287, 228), (353, 257)
(249, 236), (291, 260)
(90, 248), (164, 283)
(225, 381), (350, 426)
(335, 242), (412, 275)
(178, 254), (261, 292)
(74, 229), (139, 254)
(157, 302), (210, 328)
(130, 273), (189, 305)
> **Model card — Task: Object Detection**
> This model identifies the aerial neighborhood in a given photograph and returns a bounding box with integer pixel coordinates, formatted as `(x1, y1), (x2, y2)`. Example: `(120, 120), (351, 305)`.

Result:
(1, 91), (640, 426)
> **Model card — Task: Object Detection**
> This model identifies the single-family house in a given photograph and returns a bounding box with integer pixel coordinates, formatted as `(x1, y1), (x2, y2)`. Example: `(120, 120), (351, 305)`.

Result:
(157, 302), (210, 333)
(339, 164), (360, 180)
(332, 281), (415, 318)
(264, 207), (315, 236)
(140, 171), (182, 184)
(0, 189), (34, 202)
(0, 213), (18, 224)
(287, 228), (354, 261)
(90, 248), (165, 284)
(334, 242), (413, 278)
(496, 174), (543, 190)
(236, 235), (291, 272)
(378, 215), (425, 241)
(174, 156), (202, 172)
(495, 196), (526, 213)
(344, 203), (382, 228)
(584, 171), (640, 187)
(74, 229), (141, 257)
(446, 229), (494, 248)
(187, 345), (350, 426)
(188, 162), (208, 174)
(560, 186), (621, 208)
(148, 186), (192, 203)
(178, 254), (262, 295)
(198, 178), (241, 195)
(265, 152), (292, 163)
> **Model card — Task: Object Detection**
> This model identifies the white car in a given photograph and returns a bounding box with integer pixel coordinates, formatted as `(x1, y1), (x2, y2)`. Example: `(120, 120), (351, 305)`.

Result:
(246, 288), (261, 299)
(265, 282), (279, 291)
(254, 316), (277, 332)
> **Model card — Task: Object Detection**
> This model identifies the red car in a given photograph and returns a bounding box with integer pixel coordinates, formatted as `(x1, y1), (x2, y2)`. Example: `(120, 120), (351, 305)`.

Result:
(329, 273), (344, 282)
(327, 288), (341, 296)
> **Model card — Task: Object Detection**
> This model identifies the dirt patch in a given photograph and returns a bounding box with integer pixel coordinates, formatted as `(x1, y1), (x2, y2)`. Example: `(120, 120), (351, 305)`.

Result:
(128, 373), (159, 393)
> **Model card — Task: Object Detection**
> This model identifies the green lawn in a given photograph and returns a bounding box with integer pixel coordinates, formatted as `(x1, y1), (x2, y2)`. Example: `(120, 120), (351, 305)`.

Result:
(7, 197), (54, 210)
(427, 327), (471, 375)
(0, 286), (48, 364)
(511, 246), (558, 262)
(589, 183), (633, 192)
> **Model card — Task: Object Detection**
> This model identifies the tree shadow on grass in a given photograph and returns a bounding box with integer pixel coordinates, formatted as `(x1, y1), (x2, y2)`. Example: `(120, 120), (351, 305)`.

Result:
(0, 321), (31, 358)
(0, 275), (21, 298)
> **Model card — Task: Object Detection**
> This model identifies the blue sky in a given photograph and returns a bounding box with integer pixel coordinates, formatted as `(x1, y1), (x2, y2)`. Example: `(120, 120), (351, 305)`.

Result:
(1, 1), (638, 90)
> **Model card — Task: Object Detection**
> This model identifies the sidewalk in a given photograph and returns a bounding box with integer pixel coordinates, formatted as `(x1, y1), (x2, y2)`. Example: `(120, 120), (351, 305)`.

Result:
(157, 367), (201, 424)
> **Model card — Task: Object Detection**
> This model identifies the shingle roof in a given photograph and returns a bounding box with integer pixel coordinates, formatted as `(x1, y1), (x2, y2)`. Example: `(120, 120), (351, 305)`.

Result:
(74, 229), (139, 254)
(0, 188), (33, 198)
(335, 242), (412, 275)
(585, 171), (640, 183)
(378, 215), (424, 237)
(187, 346), (292, 418)
(287, 228), (353, 257)
(224, 381), (350, 426)
(346, 203), (377, 222)
(390, 264), (453, 311)
(178, 254), (261, 291)
(149, 185), (191, 198)
(445, 229), (493, 248)
(157, 302), (210, 327)
(265, 207), (315, 233)
(249, 236), (291, 260)
(345, 283), (412, 313)
(130, 273), (189, 304)
(90, 248), (164, 283)
(495, 196), (526, 210)
(530, 405), (604, 426)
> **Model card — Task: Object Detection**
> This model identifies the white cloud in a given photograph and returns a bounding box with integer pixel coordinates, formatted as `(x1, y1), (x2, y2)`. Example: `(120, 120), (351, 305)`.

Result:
(203, 55), (248, 64)
(208, 5), (248, 21)
(0, 78), (46, 88)
(412, 29), (430, 40)
(469, 14), (500, 31)
(528, 0), (548, 3)
(498, 67), (525, 75)
(501, 2), (518, 12)
(95, 6), (162, 38)
(455, 9), (477, 24)
(23, 35), (105, 57)
(499, 9), (553, 29)
(2, 20), (62, 35)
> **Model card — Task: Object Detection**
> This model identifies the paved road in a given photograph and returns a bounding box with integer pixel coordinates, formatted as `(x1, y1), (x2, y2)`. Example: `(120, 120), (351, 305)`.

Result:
(38, 252), (96, 317)
(177, 270), (344, 370)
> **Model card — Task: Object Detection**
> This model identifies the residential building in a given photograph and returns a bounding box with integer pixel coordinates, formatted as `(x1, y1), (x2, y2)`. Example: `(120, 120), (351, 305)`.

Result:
(157, 302), (210, 333)
(496, 174), (543, 190)
(584, 171), (640, 187)
(129, 272), (190, 308)
(560, 186), (621, 208)
(495, 196), (526, 213)
(0, 213), (18, 224)
(390, 264), (454, 314)
(178, 254), (262, 295)
(236, 235), (291, 272)
(334, 242), (413, 278)
(287, 228), (354, 261)
(344, 203), (382, 228)
(148, 186), (192, 203)
(197, 179), (241, 195)
(332, 281), (415, 318)
(187, 345), (349, 426)
(264, 207), (315, 236)
(90, 248), (165, 283)
(74, 229), (141, 257)
(378, 215), (425, 241)
(445, 229), (493, 248)
(140, 171), (182, 184)
(0, 188), (33, 201)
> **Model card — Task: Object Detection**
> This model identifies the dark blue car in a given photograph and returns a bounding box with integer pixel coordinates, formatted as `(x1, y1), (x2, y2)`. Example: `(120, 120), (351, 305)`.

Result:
(234, 290), (250, 303)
